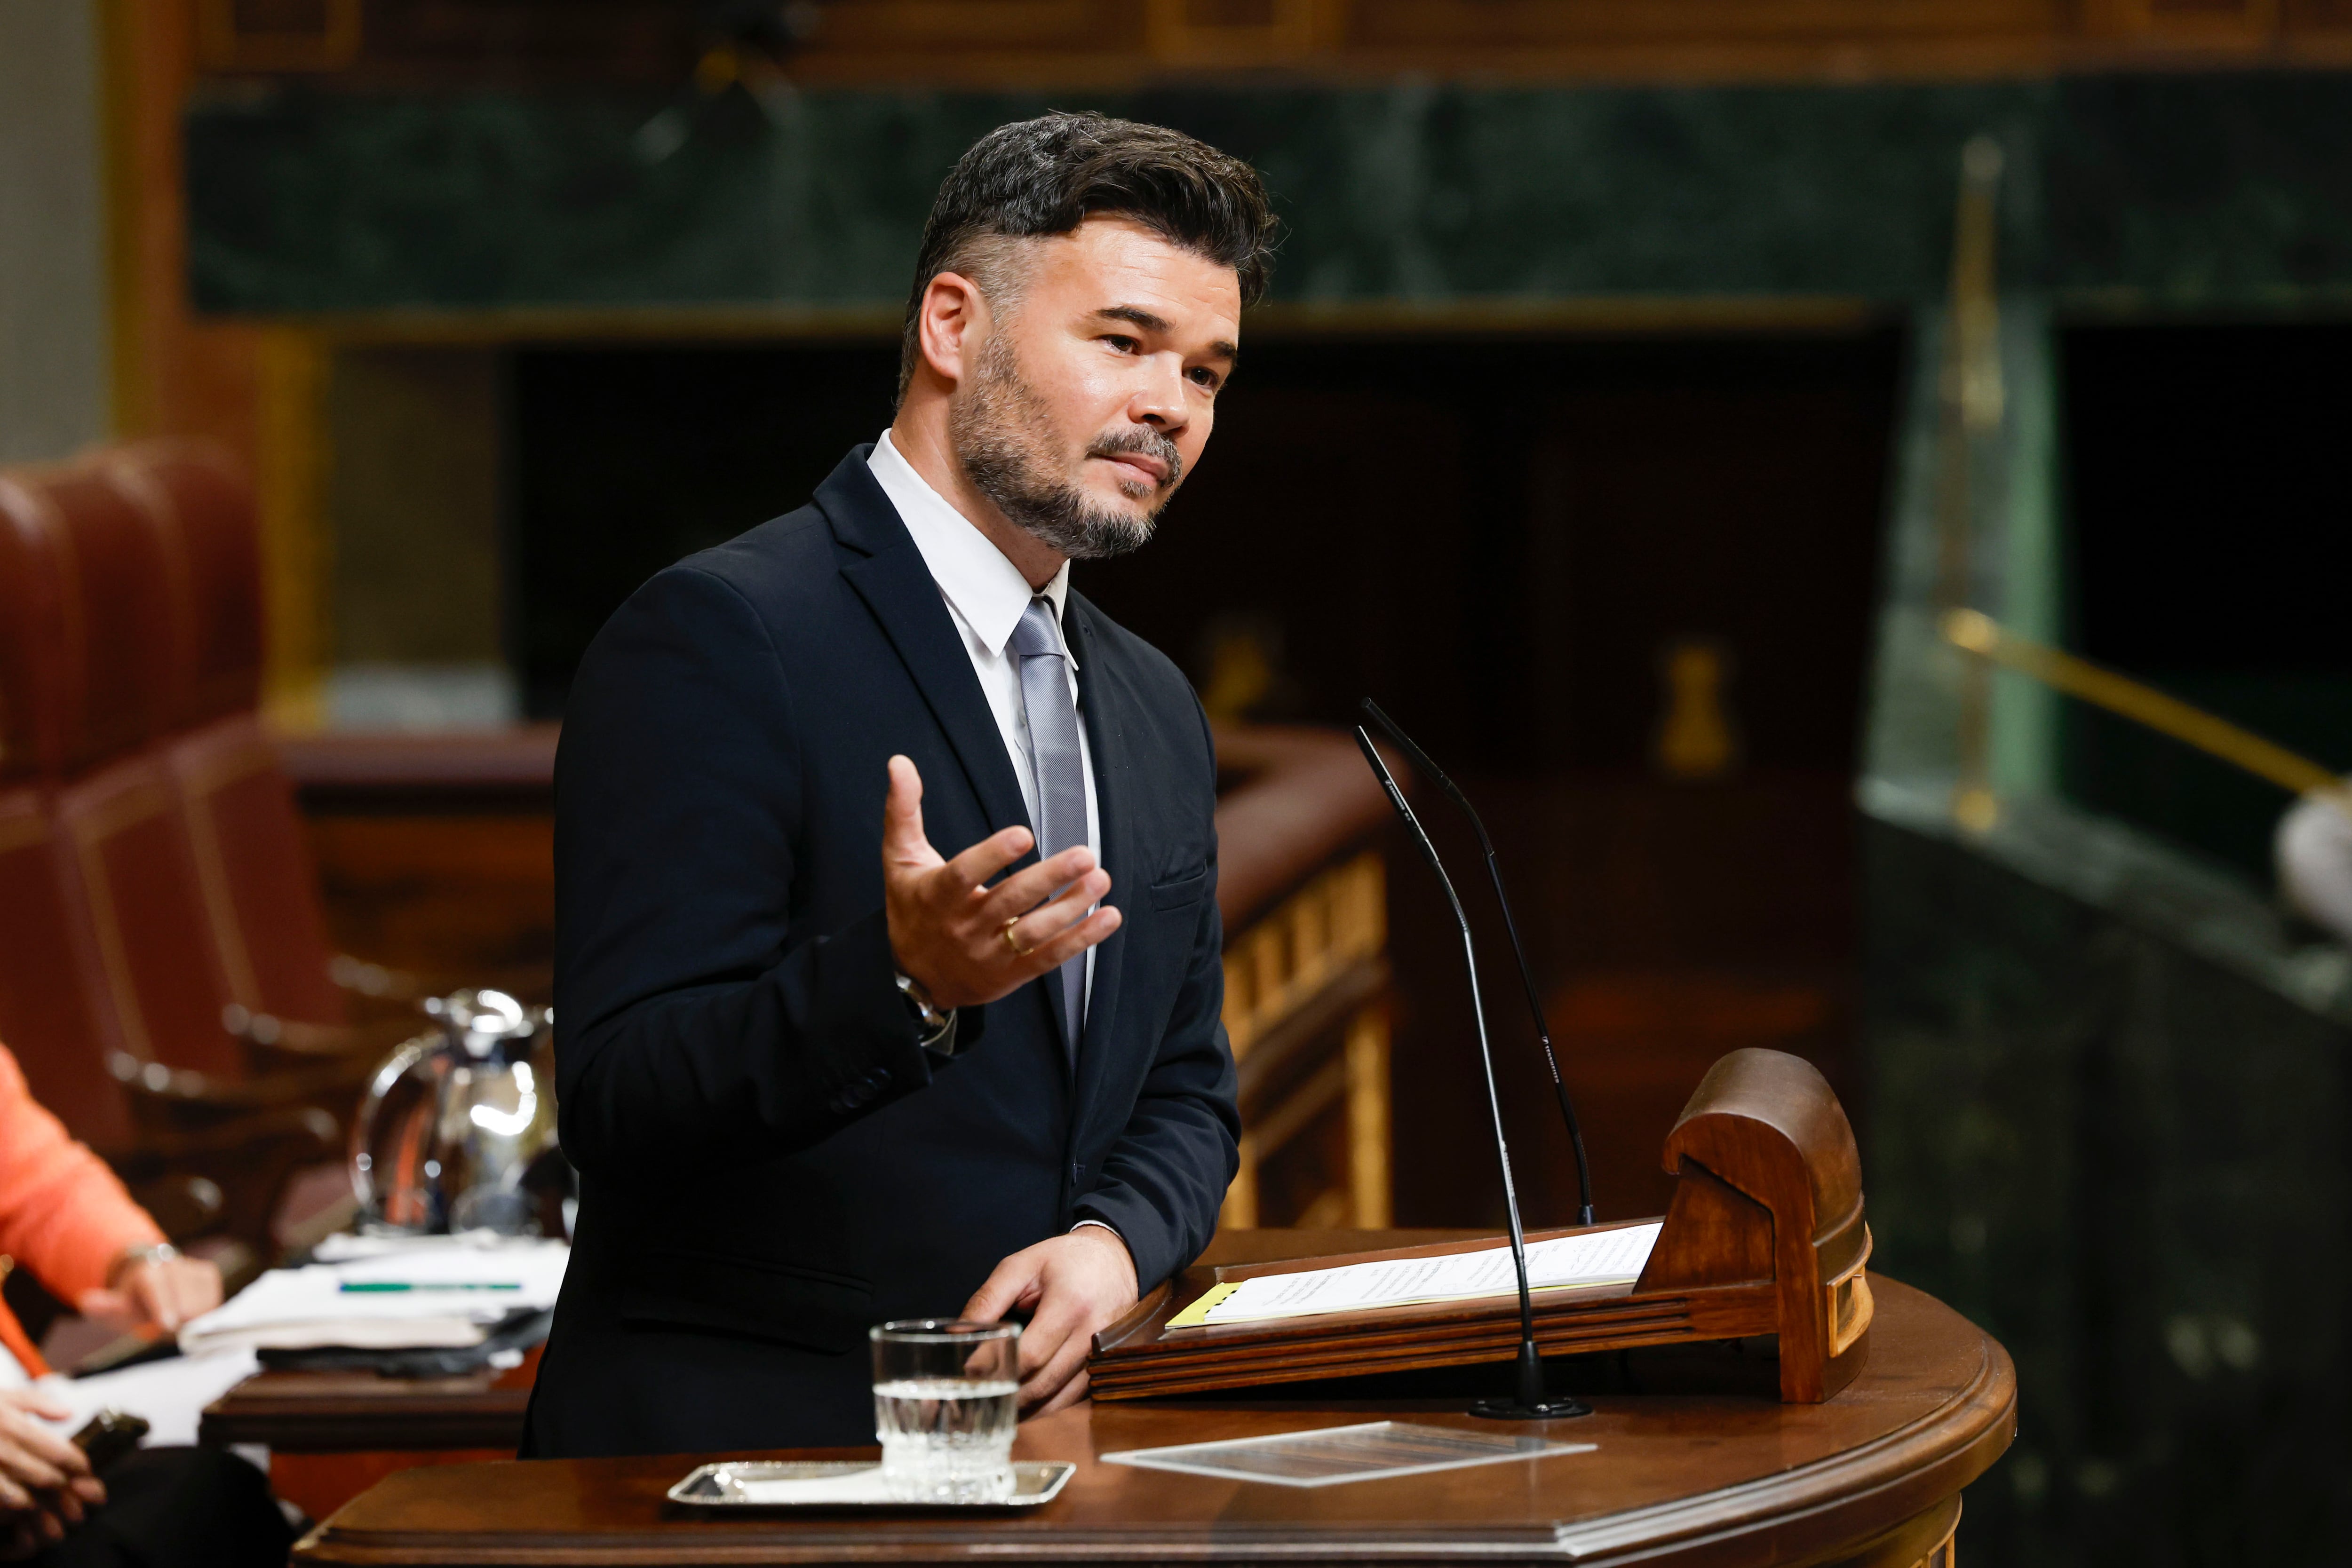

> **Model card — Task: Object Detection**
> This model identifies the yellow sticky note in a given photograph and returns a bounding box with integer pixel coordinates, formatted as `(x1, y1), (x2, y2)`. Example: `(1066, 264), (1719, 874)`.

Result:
(1164, 1281), (1241, 1330)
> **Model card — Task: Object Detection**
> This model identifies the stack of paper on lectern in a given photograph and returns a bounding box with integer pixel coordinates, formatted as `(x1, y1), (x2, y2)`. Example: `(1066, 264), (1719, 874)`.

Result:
(179, 1235), (569, 1355)
(1169, 1222), (1661, 1329)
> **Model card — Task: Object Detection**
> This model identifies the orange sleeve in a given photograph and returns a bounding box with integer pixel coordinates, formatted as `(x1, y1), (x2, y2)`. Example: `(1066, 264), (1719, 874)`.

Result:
(0, 1045), (164, 1300)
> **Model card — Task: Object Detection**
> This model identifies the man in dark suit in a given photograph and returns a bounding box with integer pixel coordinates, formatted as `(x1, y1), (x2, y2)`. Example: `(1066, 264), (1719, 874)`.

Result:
(524, 113), (1277, 1455)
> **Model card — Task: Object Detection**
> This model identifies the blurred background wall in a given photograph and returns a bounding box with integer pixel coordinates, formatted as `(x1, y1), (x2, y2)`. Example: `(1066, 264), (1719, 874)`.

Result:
(6, 4), (2352, 1561)
(0, 0), (111, 463)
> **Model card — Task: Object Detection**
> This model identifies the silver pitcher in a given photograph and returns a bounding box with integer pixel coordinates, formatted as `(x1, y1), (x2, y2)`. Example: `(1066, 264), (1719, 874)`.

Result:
(350, 989), (564, 1236)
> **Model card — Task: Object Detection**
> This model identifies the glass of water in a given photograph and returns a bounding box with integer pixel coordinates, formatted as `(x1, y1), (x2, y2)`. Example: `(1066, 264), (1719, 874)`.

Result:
(870, 1319), (1022, 1503)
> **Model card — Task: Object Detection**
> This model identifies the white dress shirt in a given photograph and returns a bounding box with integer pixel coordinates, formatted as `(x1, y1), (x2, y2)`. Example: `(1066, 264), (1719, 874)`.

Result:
(867, 430), (1100, 1023)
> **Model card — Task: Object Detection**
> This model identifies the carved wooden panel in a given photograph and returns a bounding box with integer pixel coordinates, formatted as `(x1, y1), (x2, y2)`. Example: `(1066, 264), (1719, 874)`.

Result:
(199, 0), (362, 72)
(1146, 0), (1331, 64)
(1347, 0), (2064, 48)
(2287, 0), (2352, 31)
(806, 0), (1136, 54)
(182, 0), (2352, 83)
(2082, 0), (2282, 44)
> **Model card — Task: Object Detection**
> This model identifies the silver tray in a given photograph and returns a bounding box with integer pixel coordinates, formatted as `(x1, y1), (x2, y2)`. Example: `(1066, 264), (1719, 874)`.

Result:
(667, 1460), (1075, 1512)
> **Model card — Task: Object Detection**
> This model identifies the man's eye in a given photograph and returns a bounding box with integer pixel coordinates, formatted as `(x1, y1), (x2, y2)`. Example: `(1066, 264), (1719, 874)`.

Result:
(1189, 368), (1222, 391)
(1104, 335), (1140, 353)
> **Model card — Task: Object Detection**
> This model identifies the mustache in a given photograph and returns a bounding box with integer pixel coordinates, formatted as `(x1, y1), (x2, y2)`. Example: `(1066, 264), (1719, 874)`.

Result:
(1087, 427), (1184, 491)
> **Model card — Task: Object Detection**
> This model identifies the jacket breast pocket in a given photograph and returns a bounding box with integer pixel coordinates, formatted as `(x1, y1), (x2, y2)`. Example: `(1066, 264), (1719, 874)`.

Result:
(1147, 863), (1209, 911)
(620, 1250), (873, 1354)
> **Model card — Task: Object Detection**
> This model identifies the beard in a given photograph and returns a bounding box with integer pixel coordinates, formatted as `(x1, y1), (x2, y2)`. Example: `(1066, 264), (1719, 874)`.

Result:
(950, 330), (1184, 561)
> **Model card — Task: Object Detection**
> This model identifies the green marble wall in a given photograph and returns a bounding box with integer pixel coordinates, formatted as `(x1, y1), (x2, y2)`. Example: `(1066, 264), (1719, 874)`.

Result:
(1863, 788), (2352, 1567)
(186, 73), (2352, 314)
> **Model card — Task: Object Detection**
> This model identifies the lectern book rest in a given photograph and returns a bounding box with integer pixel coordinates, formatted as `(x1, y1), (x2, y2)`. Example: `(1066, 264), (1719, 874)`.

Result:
(1090, 1047), (1873, 1404)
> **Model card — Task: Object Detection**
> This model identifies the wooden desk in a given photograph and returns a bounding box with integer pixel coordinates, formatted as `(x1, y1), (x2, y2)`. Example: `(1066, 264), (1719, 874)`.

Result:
(200, 1362), (535, 1453)
(292, 1275), (2011, 1568)
(202, 1235), (1459, 1519)
(200, 1347), (541, 1521)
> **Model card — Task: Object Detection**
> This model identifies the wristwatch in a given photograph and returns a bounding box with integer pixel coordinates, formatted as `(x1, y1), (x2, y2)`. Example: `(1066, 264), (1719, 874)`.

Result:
(894, 970), (955, 1052)
(109, 1241), (180, 1285)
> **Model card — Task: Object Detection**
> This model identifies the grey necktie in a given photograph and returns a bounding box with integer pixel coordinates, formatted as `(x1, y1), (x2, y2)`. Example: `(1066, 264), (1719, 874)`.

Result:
(1010, 597), (1089, 1057)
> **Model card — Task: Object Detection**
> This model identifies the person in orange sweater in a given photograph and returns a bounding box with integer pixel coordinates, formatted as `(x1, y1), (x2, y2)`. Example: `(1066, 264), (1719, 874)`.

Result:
(0, 1044), (290, 1564)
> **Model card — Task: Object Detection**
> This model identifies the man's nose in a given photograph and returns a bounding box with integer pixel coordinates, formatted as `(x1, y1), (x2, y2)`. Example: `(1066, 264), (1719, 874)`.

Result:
(1128, 355), (1188, 430)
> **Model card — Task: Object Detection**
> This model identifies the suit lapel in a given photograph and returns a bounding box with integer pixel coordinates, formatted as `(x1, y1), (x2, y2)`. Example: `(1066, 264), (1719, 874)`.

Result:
(823, 451), (1033, 845)
(823, 449), (1070, 1075)
(1067, 594), (1134, 1131)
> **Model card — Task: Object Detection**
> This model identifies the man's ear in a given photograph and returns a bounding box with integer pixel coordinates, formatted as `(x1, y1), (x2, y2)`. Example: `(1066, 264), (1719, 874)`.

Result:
(917, 270), (990, 390)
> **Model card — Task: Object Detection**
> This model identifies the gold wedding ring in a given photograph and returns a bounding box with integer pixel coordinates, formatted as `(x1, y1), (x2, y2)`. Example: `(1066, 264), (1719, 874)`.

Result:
(1001, 917), (1031, 958)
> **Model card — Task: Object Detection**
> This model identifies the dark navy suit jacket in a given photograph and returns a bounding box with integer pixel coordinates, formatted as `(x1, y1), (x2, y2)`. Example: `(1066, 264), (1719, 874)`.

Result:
(522, 448), (1240, 1457)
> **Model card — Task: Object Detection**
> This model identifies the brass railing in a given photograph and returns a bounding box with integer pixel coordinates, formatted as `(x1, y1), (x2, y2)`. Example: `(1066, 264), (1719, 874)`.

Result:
(1942, 609), (2352, 818)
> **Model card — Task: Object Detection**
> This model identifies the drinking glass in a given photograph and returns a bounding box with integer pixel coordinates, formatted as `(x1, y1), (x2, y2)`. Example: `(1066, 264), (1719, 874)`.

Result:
(870, 1319), (1022, 1503)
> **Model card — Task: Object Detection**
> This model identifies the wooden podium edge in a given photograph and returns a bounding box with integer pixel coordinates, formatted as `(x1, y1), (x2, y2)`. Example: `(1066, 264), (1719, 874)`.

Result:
(1552, 1299), (2015, 1566)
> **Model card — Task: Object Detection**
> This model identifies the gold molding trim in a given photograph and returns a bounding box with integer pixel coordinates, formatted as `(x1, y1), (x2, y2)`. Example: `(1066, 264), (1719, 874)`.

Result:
(1251, 295), (1889, 338)
(270, 306), (906, 347)
(199, 295), (1886, 348)
(254, 329), (331, 728)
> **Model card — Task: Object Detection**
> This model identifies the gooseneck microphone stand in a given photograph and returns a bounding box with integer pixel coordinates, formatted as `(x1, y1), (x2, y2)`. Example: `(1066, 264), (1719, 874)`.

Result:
(1354, 726), (1590, 1421)
(1359, 699), (1597, 1227)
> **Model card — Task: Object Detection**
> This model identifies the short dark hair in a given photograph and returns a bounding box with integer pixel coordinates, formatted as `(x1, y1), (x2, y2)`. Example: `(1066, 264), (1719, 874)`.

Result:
(898, 112), (1278, 399)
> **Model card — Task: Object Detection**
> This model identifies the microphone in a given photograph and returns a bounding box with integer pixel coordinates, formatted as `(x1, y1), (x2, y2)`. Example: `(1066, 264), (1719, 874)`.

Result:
(1359, 699), (1597, 1227)
(1353, 725), (1590, 1421)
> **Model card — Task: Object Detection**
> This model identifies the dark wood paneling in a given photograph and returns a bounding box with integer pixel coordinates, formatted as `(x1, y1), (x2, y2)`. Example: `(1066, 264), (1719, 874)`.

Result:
(184, 0), (2352, 88)
(304, 815), (555, 977)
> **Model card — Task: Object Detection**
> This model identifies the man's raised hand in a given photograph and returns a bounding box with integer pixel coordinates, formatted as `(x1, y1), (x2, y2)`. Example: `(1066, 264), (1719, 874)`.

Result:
(882, 755), (1120, 1012)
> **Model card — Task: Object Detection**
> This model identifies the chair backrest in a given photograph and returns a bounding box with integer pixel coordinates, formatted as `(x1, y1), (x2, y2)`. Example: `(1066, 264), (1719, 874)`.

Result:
(97, 443), (265, 730)
(0, 475), (140, 1145)
(25, 463), (246, 1077)
(0, 475), (64, 785)
(0, 439), (350, 1103)
(105, 443), (347, 1027)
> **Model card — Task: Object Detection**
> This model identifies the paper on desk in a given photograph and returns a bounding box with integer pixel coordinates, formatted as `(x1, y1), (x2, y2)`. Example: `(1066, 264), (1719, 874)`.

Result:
(32, 1348), (259, 1449)
(1170, 1223), (1662, 1329)
(180, 1237), (568, 1355)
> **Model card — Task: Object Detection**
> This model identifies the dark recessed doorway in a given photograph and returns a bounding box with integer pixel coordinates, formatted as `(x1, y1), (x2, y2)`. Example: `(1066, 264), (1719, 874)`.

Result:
(509, 325), (1906, 1225)
(2061, 321), (2352, 884)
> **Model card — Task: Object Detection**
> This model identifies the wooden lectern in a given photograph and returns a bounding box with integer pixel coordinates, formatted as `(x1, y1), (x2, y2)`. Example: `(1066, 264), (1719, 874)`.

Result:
(1092, 1047), (1872, 1403)
(287, 1047), (2013, 1568)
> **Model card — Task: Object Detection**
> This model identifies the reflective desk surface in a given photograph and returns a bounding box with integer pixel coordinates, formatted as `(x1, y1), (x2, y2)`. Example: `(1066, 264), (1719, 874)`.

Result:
(287, 1260), (2013, 1568)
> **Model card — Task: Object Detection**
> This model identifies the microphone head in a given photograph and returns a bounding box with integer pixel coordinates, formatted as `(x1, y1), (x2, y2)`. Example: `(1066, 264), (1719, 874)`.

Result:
(1359, 697), (1462, 808)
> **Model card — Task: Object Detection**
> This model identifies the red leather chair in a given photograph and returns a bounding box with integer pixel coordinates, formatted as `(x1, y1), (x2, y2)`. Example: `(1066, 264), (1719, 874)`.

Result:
(99, 443), (356, 1035)
(0, 468), (335, 1254)
(0, 471), (132, 1144)
(35, 461), (249, 1078)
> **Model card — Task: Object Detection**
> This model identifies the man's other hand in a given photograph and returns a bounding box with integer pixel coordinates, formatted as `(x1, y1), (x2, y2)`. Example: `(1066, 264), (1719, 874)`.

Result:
(77, 1251), (223, 1335)
(961, 1227), (1139, 1417)
(882, 755), (1120, 1012)
(0, 1388), (102, 1560)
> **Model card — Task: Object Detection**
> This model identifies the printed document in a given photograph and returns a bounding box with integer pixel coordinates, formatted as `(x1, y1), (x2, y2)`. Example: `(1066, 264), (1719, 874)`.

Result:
(180, 1235), (568, 1354)
(1170, 1223), (1661, 1329)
